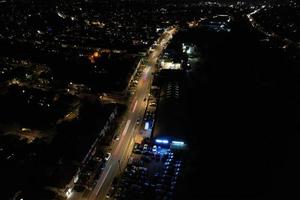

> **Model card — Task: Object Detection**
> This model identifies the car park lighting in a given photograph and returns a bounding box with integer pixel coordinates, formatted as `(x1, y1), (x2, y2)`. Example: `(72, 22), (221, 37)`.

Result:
(155, 139), (169, 144)
(172, 141), (185, 146)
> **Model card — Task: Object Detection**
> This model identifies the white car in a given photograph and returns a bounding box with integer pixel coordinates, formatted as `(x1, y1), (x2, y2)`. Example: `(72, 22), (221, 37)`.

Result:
(143, 144), (148, 151)
(149, 102), (156, 107)
(104, 153), (111, 161)
(152, 145), (157, 153)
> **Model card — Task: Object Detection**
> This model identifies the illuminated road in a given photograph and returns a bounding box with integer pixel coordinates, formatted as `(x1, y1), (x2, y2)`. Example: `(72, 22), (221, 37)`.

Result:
(69, 26), (177, 200)
(247, 6), (296, 49)
(247, 5), (273, 37)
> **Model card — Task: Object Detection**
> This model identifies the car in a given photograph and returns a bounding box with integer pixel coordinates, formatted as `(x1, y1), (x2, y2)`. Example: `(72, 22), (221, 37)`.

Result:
(143, 144), (148, 151)
(152, 145), (157, 152)
(162, 174), (172, 180)
(168, 152), (174, 156)
(138, 167), (148, 172)
(175, 160), (182, 164)
(171, 181), (177, 186)
(175, 167), (181, 172)
(136, 117), (141, 125)
(105, 185), (116, 199)
(94, 156), (102, 161)
(149, 102), (156, 106)
(164, 165), (174, 171)
(133, 149), (142, 154)
(174, 171), (180, 176)
(104, 153), (111, 161)
(105, 194), (110, 199)
(134, 143), (142, 150)
(174, 163), (181, 167)
(169, 185), (176, 191)
(114, 134), (120, 141)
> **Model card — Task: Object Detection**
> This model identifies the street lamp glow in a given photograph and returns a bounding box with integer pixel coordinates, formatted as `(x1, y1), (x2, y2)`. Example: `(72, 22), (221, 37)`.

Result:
(93, 51), (100, 57)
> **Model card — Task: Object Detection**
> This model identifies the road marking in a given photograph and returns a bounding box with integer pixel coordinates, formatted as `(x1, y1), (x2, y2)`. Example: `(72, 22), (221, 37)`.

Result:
(122, 120), (131, 136)
(120, 127), (135, 160)
(96, 164), (112, 196)
(132, 100), (138, 113)
(114, 119), (131, 155)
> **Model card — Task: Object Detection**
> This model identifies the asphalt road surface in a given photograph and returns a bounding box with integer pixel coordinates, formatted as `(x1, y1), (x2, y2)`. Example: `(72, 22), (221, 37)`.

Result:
(69, 26), (177, 200)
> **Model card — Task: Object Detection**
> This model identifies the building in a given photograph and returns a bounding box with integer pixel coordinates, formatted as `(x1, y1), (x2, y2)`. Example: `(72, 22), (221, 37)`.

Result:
(152, 70), (188, 150)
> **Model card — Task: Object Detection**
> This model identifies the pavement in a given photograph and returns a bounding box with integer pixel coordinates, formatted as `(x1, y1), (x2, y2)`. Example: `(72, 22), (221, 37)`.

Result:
(68, 26), (177, 200)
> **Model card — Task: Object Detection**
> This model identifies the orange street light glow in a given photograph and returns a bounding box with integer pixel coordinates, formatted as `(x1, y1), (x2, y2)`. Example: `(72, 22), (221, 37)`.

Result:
(93, 51), (100, 57)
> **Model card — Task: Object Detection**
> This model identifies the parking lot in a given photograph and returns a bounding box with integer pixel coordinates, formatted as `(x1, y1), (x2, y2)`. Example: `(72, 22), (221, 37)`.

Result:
(107, 142), (184, 200)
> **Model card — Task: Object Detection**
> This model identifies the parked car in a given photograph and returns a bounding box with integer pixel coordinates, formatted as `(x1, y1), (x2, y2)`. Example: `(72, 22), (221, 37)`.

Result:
(136, 117), (141, 125)
(152, 145), (157, 152)
(104, 153), (111, 161)
(149, 102), (156, 107)
(114, 134), (120, 141)
(143, 144), (148, 151)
